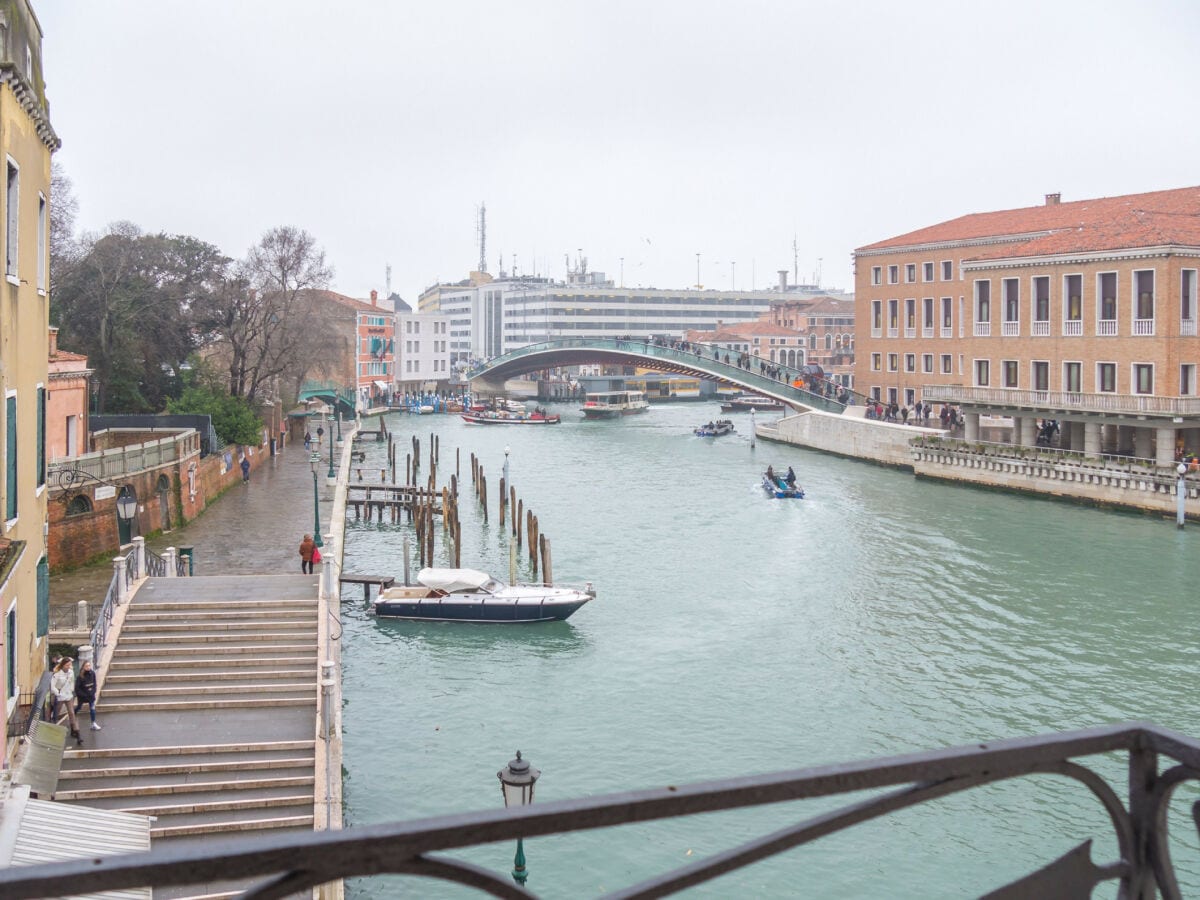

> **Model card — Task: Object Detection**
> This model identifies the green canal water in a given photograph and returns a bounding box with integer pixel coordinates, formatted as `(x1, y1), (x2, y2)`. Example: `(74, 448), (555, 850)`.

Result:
(339, 403), (1200, 898)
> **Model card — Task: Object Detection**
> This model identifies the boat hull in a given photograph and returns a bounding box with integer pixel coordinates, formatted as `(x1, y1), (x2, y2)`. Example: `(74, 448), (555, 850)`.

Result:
(461, 413), (561, 425)
(374, 595), (589, 622)
(761, 475), (804, 498)
(581, 407), (647, 419)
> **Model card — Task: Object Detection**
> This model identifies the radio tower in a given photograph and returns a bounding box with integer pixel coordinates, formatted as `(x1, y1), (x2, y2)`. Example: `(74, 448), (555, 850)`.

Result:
(385, 263), (392, 297)
(477, 203), (488, 273)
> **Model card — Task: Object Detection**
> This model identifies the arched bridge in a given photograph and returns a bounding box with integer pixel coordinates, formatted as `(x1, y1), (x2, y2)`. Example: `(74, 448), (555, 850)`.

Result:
(298, 381), (357, 418)
(467, 339), (849, 414)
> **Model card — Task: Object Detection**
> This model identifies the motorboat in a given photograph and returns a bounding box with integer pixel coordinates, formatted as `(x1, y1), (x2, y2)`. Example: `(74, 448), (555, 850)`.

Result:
(694, 419), (734, 437)
(373, 568), (594, 622)
(581, 390), (649, 419)
(721, 394), (785, 413)
(761, 469), (804, 498)
(461, 407), (561, 425)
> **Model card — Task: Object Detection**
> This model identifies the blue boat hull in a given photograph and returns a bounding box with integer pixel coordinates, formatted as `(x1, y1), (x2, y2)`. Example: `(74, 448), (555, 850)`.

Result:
(761, 474), (804, 498)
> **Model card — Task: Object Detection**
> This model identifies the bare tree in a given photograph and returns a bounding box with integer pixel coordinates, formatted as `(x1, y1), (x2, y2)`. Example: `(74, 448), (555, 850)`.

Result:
(49, 160), (80, 299)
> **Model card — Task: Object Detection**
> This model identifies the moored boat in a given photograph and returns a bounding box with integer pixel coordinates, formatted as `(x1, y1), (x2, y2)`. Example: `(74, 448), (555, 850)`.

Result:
(581, 390), (649, 419)
(721, 393), (785, 413)
(461, 408), (561, 425)
(694, 419), (734, 437)
(373, 568), (593, 622)
(761, 467), (804, 498)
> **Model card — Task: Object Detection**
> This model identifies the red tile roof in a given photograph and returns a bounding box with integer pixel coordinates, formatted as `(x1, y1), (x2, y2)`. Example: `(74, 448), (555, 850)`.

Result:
(311, 289), (385, 314)
(857, 185), (1200, 255)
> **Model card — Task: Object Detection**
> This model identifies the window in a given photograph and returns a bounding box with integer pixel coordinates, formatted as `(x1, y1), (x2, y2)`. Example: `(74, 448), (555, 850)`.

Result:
(36, 193), (45, 292)
(66, 494), (92, 516)
(1064, 362), (1082, 393)
(922, 353), (934, 373)
(904, 298), (916, 332)
(1032, 361), (1049, 391)
(824, 334), (832, 350)
(905, 264), (916, 283)
(1033, 276), (1050, 326)
(923, 262), (934, 282)
(1133, 364), (1154, 395)
(36, 556), (47, 638)
(941, 260), (953, 280)
(888, 299), (898, 333)
(1098, 272), (1117, 323)
(5, 393), (15, 520)
(1183, 270), (1196, 328)
(887, 353), (898, 372)
(36, 386), (43, 489)
(871, 266), (882, 285)
(1002, 278), (1019, 332)
(1134, 270), (1154, 327)
(923, 298), (934, 331)
(904, 353), (916, 373)
(5, 159), (17, 279)
(941, 354), (953, 374)
(1003, 360), (1018, 388)
(5, 605), (14, 698)
(871, 353), (882, 372)
(1064, 274), (1082, 320)
(1097, 362), (1116, 393)
(888, 265), (898, 285)
(941, 297), (952, 330)
(974, 359), (990, 387)
(974, 280), (991, 335)
(1181, 364), (1196, 396)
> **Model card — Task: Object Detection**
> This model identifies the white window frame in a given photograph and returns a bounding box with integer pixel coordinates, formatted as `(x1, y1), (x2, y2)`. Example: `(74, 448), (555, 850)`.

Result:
(1181, 363), (1196, 396)
(941, 260), (953, 281)
(1031, 360), (1050, 392)
(1002, 358), (1019, 388)
(871, 266), (881, 285)
(5, 156), (17, 284)
(922, 261), (934, 282)
(1063, 360), (1083, 394)
(905, 263), (916, 284)
(1097, 271), (1118, 334)
(922, 353), (934, 374)
(5, 599), (16, 714)
(1131, 362), (1154, 396)
(974, 358), (990, 387)
(1131, 269), (1155, 334)
(941, 354), (953, 375)
(973, 280), (991, 337)
(1096, 361), (1117, 394)
(1031, 275), (1050, 335)
(887, 265), (898, 285)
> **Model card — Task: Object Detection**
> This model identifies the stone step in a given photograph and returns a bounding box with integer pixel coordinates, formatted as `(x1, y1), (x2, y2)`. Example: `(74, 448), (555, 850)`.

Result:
(105, 669), (315, 684)
(113, 644), (316, 657)
(98, 697), (314, 713)
(122, 621), (318, 634)
(55, 773), (315, 801)
(118, 632), (317, 645)
(113, 794), (314, 818)
(108, 655), (318, 670)
(65, 740), (315, 760)
(101, 682), (316, 699)
(151, 814), (314, 839)
(59, 757), (314, 781)
(126, 609), (317, 622)
(133, 601), (318, 612)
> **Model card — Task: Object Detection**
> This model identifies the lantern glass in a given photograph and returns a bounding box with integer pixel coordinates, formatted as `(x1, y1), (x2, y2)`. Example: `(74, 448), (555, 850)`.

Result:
(497, 751), (540, 808)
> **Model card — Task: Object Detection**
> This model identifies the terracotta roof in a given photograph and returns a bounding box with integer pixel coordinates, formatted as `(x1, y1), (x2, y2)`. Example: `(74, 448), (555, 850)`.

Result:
(801, 296), (855, 315)
(49, 350), (88, 362)
(311, 289), (387, 314)
(857, 185), (1200, 254)
(967, 209), (1200, 262)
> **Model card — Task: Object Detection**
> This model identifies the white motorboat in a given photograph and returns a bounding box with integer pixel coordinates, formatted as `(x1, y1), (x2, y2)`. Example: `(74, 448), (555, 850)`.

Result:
(373, 568), (594, 623)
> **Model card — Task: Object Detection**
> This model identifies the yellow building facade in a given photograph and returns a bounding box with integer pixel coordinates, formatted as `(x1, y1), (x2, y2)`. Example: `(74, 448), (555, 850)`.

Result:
(0, 0), (59, 763)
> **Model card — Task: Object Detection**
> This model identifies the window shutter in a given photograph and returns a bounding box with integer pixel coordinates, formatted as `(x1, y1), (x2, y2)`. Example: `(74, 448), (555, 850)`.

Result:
(36, 386), (44, 488)
(5, 395), (15, 519)
(36, 557), (48, 637)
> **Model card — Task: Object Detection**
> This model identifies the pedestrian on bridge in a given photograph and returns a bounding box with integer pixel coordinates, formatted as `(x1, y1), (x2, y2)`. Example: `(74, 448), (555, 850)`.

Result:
(52, 657), (82, 745)
(75, 659), (100, 731)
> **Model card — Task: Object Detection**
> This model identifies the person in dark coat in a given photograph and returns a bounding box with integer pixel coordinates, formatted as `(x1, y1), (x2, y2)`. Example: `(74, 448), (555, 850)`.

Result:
(299, 534), (316, 574)
(75, 659), (100, 730)
(240, 456), (251, 483)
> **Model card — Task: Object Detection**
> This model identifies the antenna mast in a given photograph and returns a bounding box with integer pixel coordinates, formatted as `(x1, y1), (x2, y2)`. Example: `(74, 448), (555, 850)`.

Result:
(792, 235), (798, 286)
(477, 203), (488, 273)
(385, 264), (392, 297)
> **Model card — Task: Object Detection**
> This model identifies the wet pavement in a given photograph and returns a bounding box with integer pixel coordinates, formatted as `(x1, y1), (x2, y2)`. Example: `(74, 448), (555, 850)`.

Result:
(51, 438), (338, 609)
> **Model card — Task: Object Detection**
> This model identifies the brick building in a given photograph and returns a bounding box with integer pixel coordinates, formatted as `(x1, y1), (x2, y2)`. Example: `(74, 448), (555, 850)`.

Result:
(317, 290), (396, 410)
(46, 326), (90, 459)
(855, 186), (1200, 461)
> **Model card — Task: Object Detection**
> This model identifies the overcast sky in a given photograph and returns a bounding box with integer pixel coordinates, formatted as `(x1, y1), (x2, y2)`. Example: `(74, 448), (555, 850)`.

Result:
(35, 0), (1200, 303)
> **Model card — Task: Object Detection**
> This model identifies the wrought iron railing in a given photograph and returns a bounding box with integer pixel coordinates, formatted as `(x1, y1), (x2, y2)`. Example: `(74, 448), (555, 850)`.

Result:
(89, 571), (120, 673)
(144, 546), (166, 578)
(2, 722), (1198, 898)
(48, 602), (101, 632)
(176, 551), (190, 577)
(125, 551), (138, 584)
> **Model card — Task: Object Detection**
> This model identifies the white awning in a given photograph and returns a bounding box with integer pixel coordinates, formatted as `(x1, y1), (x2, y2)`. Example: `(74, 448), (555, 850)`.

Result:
(372, 380), (388, 390)
(418, 567), (492, 592)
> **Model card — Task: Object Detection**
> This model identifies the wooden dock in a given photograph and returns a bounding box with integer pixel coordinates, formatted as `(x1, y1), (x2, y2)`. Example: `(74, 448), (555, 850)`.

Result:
(346, 483), (443, 523)
(339, 574), (395, 602)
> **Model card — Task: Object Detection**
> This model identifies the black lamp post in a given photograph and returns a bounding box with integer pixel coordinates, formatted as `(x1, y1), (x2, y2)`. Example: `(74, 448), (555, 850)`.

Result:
(335, 408), (342, 443)
(310, 454), (323, 548)
(327, 414), (336, 480)
(498, 750), (540, 886)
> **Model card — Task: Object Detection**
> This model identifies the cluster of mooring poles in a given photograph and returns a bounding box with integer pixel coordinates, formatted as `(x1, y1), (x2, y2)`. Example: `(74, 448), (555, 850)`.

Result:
(470, 450), (553, 586)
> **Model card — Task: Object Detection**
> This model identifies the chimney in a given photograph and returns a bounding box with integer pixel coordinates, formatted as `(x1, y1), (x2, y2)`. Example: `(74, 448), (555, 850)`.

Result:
(778, 269), (788, 291)
(48, 326), (58, 356)
(370, 289), (378, 306)
(1045, 193), (1061, 206)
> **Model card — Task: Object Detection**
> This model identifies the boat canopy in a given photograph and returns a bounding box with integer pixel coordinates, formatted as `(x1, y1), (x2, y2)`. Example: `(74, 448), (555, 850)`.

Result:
(417, 568), (494, 592)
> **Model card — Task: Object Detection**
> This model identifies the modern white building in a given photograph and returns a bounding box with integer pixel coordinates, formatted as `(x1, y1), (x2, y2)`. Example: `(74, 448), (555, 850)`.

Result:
(395, 312), (453, 394)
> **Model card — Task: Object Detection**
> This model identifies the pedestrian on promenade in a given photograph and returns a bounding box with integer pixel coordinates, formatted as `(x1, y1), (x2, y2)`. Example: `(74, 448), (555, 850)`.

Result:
(75, 659), (100, 730)
(241, 456), (251, 484)
(304, 431), (312, 451)
(299, 534), (316, 574)
(51, 657), (82, 745)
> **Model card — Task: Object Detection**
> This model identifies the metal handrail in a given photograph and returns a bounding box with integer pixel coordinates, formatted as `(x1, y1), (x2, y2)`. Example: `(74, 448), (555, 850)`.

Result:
(89, 572), (119, 673)
(1, 721), (1197, 898)
(176, 553), (189, 577)
(124, 551), (137, 585)
(144, 546), (166, 578)
(467, 339), (862, 413)
(922, 383), (1200, 417)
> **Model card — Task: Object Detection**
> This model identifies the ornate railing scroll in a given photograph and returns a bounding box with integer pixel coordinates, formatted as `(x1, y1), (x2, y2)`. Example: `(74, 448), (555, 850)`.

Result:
(144, 546), (166, 578)
(2, 722), (1199, 899)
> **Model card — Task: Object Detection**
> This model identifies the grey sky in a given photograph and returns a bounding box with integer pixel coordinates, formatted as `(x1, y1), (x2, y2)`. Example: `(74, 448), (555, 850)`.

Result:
(36, 0), (1200, 304)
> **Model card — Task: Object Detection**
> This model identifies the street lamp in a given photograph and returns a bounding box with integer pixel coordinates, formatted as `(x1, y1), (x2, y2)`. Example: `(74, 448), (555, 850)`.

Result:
(116, 486), (137, 523)
(309, 453), (323, 548)
(327, 414), (336, 480)
(498, 750), (540, 886)
(335, 408), (342, 445)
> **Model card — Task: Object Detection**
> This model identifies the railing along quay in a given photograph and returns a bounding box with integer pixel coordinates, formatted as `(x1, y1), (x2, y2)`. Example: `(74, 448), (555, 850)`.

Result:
(3, 722), (1199, 898)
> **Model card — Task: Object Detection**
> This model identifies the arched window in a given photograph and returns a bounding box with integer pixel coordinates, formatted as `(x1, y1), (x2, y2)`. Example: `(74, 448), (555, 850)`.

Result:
(809, 334), (817, 350)
(156, 474), (171, 493)
(66, 494), (92, 516)
(825, 334), (832, 350)
(788, 349), (797, 368)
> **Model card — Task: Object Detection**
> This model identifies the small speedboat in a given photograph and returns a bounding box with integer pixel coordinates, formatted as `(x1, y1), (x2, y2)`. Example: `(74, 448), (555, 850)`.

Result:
(373, 568), (594, 622)
(761, 470), (804, 498)
(694, 420), (734, 437)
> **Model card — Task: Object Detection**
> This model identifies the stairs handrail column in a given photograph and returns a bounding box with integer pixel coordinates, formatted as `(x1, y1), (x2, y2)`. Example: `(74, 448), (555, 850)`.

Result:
(163, 547), (177, 578)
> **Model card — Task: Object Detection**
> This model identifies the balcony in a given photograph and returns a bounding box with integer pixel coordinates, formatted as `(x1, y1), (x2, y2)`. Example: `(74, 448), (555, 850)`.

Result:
(922, 326), (934, 338)
(940, 325), (953, 338)
(922, 383), (1200, 417)
(1064, 319), (1083, 336)
(887, 327), (899, 338)
(1133, 318), (1155, 336)
(3, 722), (1199, 899)
(1098, 319), (1117, 336)
(1032, 320), (1050, 336)
(973, 322), (991, 337)
(1001, 321), (1019, 336)
(903, 326), (916, 338)
(1182, 318), (1197, 336)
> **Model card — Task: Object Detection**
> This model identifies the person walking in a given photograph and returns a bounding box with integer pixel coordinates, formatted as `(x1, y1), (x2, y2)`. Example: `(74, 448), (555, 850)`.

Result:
(303, 431), (312, 452)
(299, 534), (316, 574)
(51, 657), (82, 745)
(75, 659), (100, 731)
(240, 456), (251, 484)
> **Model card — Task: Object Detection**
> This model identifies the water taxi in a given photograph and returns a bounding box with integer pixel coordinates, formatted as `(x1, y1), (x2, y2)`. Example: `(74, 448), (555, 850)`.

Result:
(694, 419), (734, 437)
(762, 467), (804, 498)
(581, 390), (649, 419)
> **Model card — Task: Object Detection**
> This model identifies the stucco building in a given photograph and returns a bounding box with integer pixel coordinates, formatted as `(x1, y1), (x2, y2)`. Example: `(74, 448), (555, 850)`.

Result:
(46, 326), (90, 460)
(0, 0), (59, 763)
(855, 186), (1200, 460)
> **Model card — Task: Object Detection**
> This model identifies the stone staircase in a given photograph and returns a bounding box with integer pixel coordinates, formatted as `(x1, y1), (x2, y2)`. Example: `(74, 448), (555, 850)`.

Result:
(55, 575), (322, 895)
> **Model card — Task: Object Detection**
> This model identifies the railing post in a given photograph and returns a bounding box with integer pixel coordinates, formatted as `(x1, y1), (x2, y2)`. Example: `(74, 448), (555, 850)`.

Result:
(131, 536), (145, 580)
(76, 600), (89, 630)
(164, 547), (177, 577)
(113, 556), (128, 604)
(1127, 744), (1158, 898)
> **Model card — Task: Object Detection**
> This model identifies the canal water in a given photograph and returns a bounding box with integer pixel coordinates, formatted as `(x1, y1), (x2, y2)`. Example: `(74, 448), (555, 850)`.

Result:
(340, 402), (1200, 898)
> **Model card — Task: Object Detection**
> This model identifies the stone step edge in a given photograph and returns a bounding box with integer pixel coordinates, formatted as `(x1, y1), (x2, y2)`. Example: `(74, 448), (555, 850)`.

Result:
(127, 609), (318, 618)
(106, 670), (315, 682)
(133, 601), (318, 610)
(65, 740), (315, 759)
(117, 793), (314, 818)
(102, 682), (316, 698)
(150, 814), (314, 839)
(109, 656), (318, 669)
(100, 697), (314, 712)
(55, 774), (315, 801)
(113, 645), (316, 656)
(119, 633), (318, 644)
(60, 757), (314, 781)
(122, 623), (319, 633)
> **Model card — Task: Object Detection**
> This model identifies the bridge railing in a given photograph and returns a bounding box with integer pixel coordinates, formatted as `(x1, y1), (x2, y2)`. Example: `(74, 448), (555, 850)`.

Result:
(1, 721), (1196, 898)
(469, 339), (853, 414)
